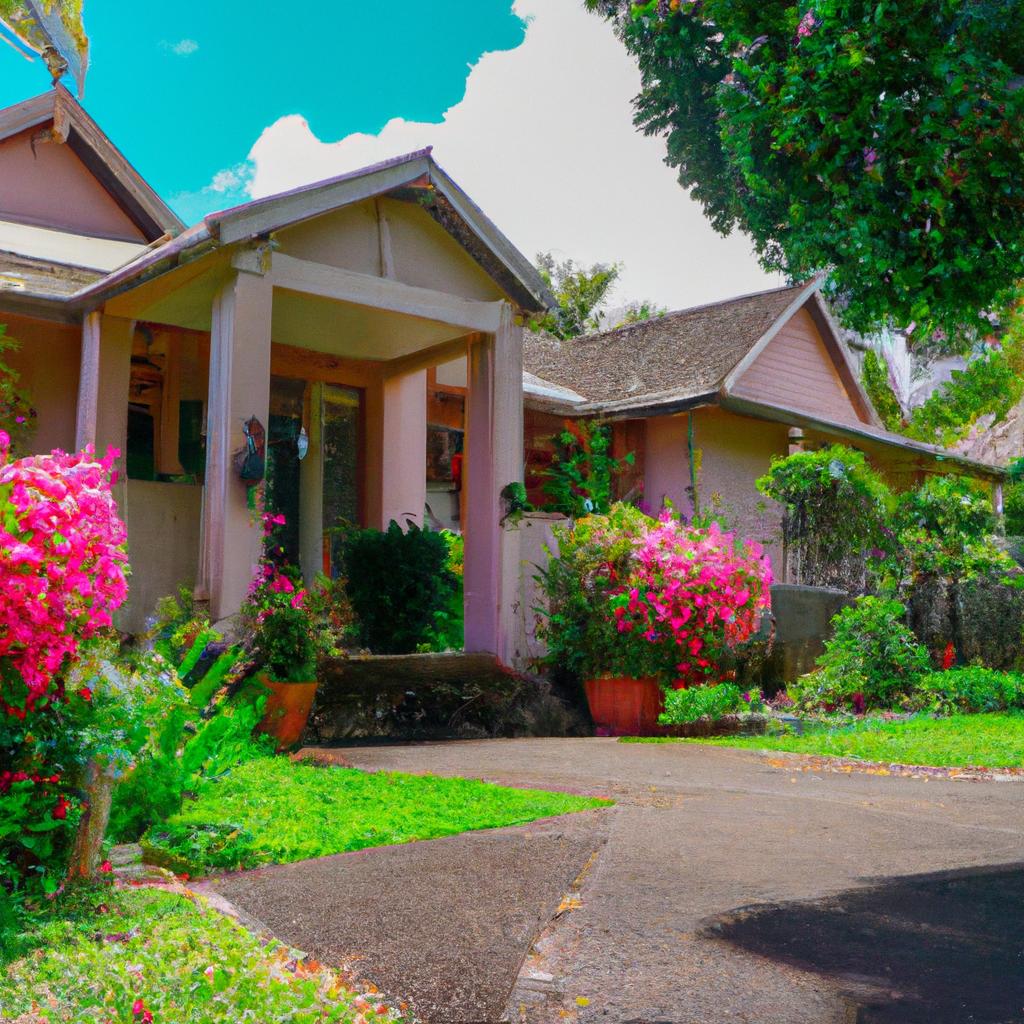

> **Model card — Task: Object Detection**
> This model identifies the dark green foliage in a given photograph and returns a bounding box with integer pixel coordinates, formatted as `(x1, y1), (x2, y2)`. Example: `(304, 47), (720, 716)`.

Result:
(586, 0), (1024, 341)
(341, 521), (458, 655)
(797, 597), (931, 711)
(658, 683), (763, 725)
(861, 350), (903, 432)
(1005, 480), (1024, 537)
(0, 323), (35, 451)
(541, 420), (634, 518)
(908, 667), (1024, 715)
(756, 445), (891, 587)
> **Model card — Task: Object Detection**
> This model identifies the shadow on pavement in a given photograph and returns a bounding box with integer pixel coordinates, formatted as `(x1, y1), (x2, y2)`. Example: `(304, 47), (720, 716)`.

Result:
(703, 861), (1024, 1024)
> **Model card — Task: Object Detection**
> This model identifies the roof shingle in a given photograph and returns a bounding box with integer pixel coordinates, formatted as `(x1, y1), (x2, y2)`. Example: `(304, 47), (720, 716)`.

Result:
(523, 282), (809, 405)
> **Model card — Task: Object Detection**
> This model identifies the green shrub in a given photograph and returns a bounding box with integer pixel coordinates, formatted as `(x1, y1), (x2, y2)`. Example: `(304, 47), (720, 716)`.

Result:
(800, 597), (931, 712)
(659, 683), (763, 725)
(908, 667), (1024, 715)
(342, 521), (458, 655)
(756, 445), (892, 587)
(537, 503), (657, 681)
(861, 350), (904, 432)
(541, 420), (633, 517)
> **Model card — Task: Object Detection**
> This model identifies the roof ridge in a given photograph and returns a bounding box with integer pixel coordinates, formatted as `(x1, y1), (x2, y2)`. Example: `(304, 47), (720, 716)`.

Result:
(573, 279), (815, 343)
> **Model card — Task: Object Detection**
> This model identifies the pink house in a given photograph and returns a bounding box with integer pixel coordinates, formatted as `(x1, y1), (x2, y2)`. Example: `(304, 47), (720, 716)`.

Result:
(523, 280), (1004, 576)
(0, 87), (551, 662)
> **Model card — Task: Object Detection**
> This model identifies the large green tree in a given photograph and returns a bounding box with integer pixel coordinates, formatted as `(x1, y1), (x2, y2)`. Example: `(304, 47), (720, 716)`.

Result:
(586, 0), (1024, 347)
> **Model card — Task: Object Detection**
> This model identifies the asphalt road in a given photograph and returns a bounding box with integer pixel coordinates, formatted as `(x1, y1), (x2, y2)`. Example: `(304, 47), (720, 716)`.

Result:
(202, 738), (1024, 1023)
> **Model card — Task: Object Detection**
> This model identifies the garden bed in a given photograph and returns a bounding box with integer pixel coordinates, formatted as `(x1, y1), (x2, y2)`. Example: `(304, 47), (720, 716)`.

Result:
(1, 884), (411, 1022)
(141, 758), (610, 876)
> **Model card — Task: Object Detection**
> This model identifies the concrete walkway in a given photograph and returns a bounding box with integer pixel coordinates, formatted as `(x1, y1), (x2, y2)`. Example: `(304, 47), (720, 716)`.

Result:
(204, 738), (1024, 1023)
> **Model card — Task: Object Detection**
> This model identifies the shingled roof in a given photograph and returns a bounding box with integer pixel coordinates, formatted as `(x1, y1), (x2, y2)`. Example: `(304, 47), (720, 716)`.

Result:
(523, 281), (812, 406)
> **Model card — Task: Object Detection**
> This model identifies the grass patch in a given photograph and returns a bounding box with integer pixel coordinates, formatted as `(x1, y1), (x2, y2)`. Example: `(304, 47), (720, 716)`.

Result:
(1, 885), (408, 1021)
(142, 758), (609, 875)
(643, 713), (1024, 768)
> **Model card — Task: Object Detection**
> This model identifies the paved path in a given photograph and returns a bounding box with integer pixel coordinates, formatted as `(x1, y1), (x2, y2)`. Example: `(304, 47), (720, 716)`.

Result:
(205, 738), (1024, 1023)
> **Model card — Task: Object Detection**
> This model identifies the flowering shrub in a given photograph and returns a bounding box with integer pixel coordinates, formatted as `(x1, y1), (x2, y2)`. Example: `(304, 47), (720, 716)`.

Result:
(0, 433), (128, 895)
(539, 503), (654, 681)
(611, 516), (772, 686)
(244, 565), (319, 683)
(540, 505), (772, 691)
(794, 597), (931, 713)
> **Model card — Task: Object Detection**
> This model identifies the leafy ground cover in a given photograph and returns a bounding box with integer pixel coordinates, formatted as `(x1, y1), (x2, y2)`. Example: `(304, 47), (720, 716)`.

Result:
(0, 885), (409, 1023)
(622, 714), (1024, 769)
(142, 759), (609, 875)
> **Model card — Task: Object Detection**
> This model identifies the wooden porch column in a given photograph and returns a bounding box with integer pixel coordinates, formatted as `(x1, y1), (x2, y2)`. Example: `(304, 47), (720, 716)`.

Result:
(201, 270), (273, 621)
(463, 303), (523, 662)
(379, 369), (427, 529)
(76, 312), (134, 466)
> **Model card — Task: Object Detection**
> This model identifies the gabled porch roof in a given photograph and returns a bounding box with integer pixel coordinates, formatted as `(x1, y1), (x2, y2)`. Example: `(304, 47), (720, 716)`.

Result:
(72, 149), (554, 317)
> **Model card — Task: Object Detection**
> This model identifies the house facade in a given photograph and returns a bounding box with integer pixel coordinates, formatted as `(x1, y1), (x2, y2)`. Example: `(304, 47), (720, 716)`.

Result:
(0, 87), (550, 664)
(521, 280), (1005, 576)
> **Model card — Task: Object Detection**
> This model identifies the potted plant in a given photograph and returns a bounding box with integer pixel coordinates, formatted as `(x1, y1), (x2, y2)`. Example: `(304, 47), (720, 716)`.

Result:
(243, 556), (327, 751)
(539, 504), (773, 735)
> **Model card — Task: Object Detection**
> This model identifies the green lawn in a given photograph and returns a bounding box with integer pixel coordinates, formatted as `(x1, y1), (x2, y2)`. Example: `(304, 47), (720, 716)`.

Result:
(142, 758), (609, 875)
(632, 714), (1024, 768)
(1, 886), (408, 1022)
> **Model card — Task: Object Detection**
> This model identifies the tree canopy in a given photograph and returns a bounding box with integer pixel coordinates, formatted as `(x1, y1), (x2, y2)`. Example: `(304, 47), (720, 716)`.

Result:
(533, 253), (667, 339)
(586, 0), (1024, 348)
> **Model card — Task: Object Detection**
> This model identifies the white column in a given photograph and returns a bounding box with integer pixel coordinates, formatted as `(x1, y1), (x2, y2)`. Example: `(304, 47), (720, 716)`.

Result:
(202, 270), (273, 621)
(463, 303), (523, 661)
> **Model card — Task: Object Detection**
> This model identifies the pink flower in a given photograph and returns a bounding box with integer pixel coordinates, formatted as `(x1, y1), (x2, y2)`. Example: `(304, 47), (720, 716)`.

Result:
(797, 10), (817, 38)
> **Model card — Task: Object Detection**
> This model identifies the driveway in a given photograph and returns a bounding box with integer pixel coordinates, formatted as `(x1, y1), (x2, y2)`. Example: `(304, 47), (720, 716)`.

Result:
(204, 738), (1024, 1023)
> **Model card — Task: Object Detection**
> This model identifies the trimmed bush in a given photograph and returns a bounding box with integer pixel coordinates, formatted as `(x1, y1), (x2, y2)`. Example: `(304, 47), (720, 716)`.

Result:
(342, 521), (458, 655)
(909, 667), (1024, 715)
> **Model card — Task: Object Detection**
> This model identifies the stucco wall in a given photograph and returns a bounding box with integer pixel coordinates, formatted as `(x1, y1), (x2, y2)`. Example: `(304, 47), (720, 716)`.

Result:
(3, 313), (80, 454)
(274, 197), (505, 303)
(116, 480), (203, 634)
(0, 128), (145, 240)
(644, 407), (789, 572)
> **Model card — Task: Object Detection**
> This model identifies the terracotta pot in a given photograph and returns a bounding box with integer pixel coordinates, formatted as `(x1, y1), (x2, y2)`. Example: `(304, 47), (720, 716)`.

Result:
(256, 673), (319, 751)
(583, 676), (668, 737)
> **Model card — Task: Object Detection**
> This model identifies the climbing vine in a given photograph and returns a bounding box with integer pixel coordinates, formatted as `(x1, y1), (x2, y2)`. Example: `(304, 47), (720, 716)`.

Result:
(860, 350), (903, 432)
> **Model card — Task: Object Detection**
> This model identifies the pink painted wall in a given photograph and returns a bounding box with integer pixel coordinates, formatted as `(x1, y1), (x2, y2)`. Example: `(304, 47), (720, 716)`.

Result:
(731, 308), (865, 425)
(2, 313), (81, 453)
(644, 407), (789, 573)
(0, 128), (146, 241)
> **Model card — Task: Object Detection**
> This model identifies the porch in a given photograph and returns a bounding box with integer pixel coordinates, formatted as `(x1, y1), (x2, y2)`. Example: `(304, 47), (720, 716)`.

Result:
(67, 155), (548, 664)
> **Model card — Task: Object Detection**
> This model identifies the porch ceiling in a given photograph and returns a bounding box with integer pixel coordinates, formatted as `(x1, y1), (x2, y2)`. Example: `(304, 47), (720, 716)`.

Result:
(270, 286), (466, 359)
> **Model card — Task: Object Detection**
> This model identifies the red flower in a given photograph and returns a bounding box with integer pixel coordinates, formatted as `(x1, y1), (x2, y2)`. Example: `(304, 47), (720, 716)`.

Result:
(132, 999), (153, 1022)
(51, 796), (69, 820)
(99, 860), (113, 873)
(941, 642), (956, 671)
(78, 686), (92, 702)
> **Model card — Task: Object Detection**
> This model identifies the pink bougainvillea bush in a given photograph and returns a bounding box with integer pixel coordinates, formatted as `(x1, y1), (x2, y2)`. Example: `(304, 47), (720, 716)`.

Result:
(611, 514), (773, 687)
(540, 504), (773, 694)
(0, 432), (129, 895)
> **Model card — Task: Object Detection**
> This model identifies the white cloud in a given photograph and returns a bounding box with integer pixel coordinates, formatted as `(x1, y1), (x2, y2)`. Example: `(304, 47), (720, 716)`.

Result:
(243, 0), (779, 311)
(165, 38), (199, 57)
(168, 162), (253, 225)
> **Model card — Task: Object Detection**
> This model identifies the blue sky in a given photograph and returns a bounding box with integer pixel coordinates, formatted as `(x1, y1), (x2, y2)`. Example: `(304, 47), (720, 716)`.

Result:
(0, 2), (526, 223)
